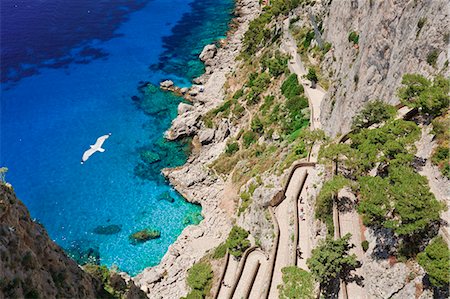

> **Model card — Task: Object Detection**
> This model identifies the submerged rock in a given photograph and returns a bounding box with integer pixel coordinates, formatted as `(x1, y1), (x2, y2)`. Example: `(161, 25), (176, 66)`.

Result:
(158, 191), (175, 203)
(129, 228), (161, 245)
(182, 211), (203, 225)
(140, 150), (161, 165)
(65, 240), (101, 265)
(92, 224), (122, 235)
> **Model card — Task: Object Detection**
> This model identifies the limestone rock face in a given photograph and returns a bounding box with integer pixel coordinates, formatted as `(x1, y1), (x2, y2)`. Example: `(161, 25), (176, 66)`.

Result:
(0, 185), (102, 299)
(320, 0), (450, 136)
(159, 80), (174, 89)
(199, 44), (217, 65)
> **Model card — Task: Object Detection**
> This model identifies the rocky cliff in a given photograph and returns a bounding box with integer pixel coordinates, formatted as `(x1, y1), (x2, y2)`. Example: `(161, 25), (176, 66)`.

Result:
(0, 185), (146, 299)
(319, 0), (449, 136)
(0, 185), (105, 298)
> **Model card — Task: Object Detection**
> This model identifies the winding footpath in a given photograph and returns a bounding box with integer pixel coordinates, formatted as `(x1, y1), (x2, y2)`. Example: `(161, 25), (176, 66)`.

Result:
(217, 17), (327, 299)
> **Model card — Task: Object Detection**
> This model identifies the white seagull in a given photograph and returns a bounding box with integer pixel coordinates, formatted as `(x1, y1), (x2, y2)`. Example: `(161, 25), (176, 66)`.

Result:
(81, 133), (111, 164)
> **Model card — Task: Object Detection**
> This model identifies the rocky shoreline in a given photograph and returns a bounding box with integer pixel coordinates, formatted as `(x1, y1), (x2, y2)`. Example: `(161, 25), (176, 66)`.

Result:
(133, 0), (260, 297)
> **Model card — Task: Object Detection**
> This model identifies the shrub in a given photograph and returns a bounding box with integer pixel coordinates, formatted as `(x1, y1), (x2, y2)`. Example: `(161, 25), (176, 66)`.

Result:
(242, 131), (258, 148)
(185, 262), (213, 298)
(225, 142), (239, 156)
(305, 68), (318, 84)
(232, 103), (245, 118)
(233, 89), (244, 99)
(212, 243), (227, 259)
(238, 191), (252, 215)
(417, 236), (450, 288)
(251, 116), (264, 133)
(398, 74), (450, 116)
(281, 74), (304, 99)
(84, 264), (110, 284)
(322, 42), (332, 54)
(348, 31), (359, 44)
(351, 100), (396, 130)
(278, 266), (314, 299)
(361, 240), (369, 252)
(417, 17), (426, 31)
(315, 176), (351, 235)
(426, 49), (439, 67)
(307, 234), (358, 295)
(226, 226), (251, 258)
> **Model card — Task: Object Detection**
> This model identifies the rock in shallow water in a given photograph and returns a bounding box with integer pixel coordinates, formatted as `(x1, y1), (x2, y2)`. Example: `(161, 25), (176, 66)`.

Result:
(158, 191), (175, 203)
(129, 228), (161, 245)
(92, 224), (122, 235)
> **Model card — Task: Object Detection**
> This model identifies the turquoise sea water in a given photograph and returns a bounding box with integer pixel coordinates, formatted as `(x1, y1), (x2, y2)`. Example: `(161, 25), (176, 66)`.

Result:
(1, 0), (234, 275)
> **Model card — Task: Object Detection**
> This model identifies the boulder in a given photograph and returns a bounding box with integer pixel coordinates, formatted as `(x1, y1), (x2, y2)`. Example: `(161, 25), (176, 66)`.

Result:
(177, 103), (193, 115)
(199, 44), (217, 62)
(198, 128), (215, 145)
(160, 80), (174, 89)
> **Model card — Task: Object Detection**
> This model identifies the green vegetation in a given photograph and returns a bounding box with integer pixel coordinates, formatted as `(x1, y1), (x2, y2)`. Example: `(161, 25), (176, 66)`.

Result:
(416, 17), (426, 36)
(417, 236), (450, 288)
(351, 100), (396, 130)
(242, 0), (303, 57)
(184, 262), (213, 299)
(361, 240), (369, 252)
(212, 243), (228, 259)
(359, 166), (445, 236)
(426, 49), (439, 67)
(320, 119), (421, 178)
(430, 114), (450, 178)
(315, 176), (352, 234)
(129, 228), (161, 244)
(242, 131), (259, 148)
(307, 234), (358, 295)
(305, 68), (318, 84)
(278, 266), (314, 299)
(397, 74), (450, 116)
(226, 226), (251, 258)
(262, 50), (289, 77)
(281, 74), (304, 98)
(83, 264), (145, 299)
(225, 142), (240, 156)
(348, 31), (359, 45)
(238, 191), (252, 215)
(280, 74), (309, 135)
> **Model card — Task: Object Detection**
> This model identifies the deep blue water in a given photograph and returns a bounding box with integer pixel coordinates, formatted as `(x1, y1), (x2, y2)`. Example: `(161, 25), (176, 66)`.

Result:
(0, 0), (233, 275)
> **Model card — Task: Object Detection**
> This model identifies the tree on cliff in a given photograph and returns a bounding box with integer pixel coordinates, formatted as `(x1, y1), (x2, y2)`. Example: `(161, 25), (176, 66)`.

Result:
(278, 266), (314, 299)
(351, 100), (396, 130)
(397, 74), (450, 116)
(307, 234), (359, 296)
(226, 226), (251, 258)
(358, 165), (445, 238)
(418, 236), (450, 288)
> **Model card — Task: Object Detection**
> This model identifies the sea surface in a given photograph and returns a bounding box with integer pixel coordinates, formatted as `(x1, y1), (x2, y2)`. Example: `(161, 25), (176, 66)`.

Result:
(0, 0), (234, 275)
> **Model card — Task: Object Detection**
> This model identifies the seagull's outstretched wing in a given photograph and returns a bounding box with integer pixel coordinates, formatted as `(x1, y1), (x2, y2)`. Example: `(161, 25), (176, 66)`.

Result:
(81, 133), (111, 163)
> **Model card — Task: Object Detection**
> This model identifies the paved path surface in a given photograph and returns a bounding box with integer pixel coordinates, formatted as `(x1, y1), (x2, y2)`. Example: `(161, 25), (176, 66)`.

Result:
(232, 250), (269, 299)
(296, 171), (314, 269)
(217, 257), (239, 299)
(338, 188), (366, 299)
(269, 168), (307, 298)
